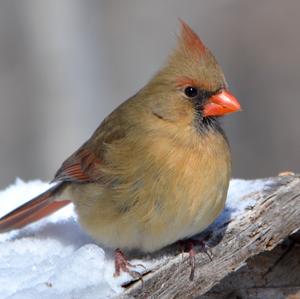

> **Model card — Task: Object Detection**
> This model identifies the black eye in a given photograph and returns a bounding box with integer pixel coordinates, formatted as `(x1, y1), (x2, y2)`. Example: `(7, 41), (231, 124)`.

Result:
(184, 86), (198, 98)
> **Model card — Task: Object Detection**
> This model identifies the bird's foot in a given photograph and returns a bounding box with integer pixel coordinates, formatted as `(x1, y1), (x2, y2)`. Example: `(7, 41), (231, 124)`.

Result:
(179, 239), (213, 280)
(113, 248), (145, 279)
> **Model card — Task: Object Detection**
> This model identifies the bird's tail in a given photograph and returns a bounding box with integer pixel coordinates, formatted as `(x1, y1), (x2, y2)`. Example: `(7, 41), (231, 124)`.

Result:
(0, 183), (71, 233)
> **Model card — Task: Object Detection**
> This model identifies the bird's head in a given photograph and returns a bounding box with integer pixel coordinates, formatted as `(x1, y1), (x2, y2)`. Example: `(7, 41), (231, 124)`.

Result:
(141, 20), (241, 128)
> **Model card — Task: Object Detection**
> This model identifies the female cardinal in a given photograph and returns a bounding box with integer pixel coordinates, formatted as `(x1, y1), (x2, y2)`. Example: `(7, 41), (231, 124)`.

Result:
(0, 21), (240, 276)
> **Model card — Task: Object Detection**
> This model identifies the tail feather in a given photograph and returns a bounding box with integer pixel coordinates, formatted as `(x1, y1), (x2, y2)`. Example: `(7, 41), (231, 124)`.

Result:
(0, 183), (71, 232)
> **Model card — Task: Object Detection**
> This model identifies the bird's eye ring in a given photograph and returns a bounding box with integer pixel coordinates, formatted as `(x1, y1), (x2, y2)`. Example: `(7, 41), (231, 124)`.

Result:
(184, 86), (199, 98)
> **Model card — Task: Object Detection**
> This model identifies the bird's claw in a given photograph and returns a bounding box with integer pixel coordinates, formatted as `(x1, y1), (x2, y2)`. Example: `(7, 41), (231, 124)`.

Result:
(114, 248), (146, 279)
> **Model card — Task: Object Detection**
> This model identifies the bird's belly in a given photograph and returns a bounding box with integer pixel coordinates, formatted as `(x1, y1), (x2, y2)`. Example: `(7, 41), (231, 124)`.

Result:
(71, 164), (229, 252)
(138, 176), (228, 252)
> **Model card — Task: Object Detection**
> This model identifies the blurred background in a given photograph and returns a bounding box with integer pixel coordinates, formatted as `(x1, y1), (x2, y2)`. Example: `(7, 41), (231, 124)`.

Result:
(0, 0), (299, 188)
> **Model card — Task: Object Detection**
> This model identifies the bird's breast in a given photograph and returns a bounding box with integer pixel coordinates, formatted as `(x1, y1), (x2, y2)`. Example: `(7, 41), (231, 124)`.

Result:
(71, 128), (231, 252)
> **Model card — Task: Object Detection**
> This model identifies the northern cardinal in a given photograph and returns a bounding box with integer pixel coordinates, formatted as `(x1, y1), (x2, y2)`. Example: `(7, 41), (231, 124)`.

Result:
(0, 21), (240, 277)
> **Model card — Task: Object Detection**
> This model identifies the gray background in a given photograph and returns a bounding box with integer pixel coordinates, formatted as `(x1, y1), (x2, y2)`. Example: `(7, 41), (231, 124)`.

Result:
(0, 0), (299, 188)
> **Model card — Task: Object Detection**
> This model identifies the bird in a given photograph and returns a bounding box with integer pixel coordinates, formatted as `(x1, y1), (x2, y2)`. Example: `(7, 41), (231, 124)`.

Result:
(0, 21), (240, 278)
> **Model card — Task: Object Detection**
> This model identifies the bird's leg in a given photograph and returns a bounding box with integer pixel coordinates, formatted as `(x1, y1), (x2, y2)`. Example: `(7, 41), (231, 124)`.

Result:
(186, 241), (196, 281)
(114, 248), (135, 277)
(179, 239), (213, 280)
(113, 248), (145, 278)
(192, 239), (213, 261)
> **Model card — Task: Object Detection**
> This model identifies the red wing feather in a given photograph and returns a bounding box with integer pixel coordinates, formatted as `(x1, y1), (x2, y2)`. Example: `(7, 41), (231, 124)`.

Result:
(53, 148), (101, 183)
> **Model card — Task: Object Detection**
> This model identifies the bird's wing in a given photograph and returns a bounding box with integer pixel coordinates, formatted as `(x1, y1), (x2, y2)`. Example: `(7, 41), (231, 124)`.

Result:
(53, 113), (129, 184)
(53, 147), (102, 183)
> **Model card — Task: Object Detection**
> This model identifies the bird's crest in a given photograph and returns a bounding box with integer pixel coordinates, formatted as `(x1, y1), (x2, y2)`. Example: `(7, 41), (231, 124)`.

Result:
(178, 19), (206, 56)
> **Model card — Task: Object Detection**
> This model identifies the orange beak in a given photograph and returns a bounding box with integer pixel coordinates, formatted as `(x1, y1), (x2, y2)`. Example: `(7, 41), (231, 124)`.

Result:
(203, 90), (241, 117)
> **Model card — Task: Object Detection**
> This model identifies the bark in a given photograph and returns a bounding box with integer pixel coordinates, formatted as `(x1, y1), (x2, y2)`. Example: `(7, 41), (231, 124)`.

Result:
(121, 175), (300, 299)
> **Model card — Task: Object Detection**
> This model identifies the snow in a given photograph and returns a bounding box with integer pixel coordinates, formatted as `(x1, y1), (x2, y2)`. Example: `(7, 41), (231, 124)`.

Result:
(0, 177), (273, 299)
